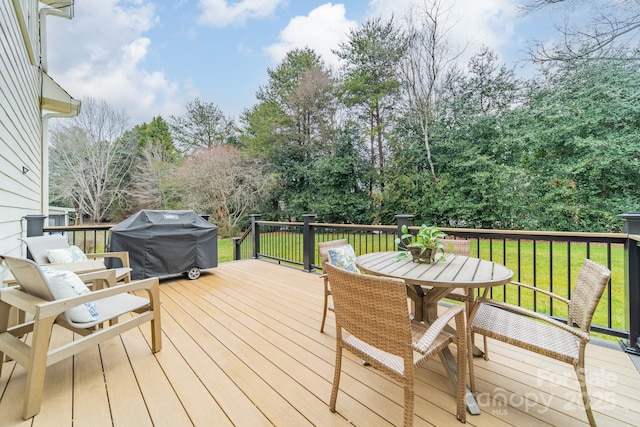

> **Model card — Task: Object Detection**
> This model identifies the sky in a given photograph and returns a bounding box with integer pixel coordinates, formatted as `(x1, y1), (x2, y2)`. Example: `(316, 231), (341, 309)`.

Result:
(45, 0), (560, 126)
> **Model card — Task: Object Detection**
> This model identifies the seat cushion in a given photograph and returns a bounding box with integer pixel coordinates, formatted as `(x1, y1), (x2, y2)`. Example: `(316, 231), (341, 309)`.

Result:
(328, 244), (360, 273)
(46, 245), (89, 263)
(41, 268), (99, 323)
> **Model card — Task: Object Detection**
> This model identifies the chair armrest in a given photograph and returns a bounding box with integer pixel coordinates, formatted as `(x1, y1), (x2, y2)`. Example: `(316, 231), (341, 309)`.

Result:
(0, 270), (117, 316)
(508, 281), (570, 305)
(0, 277), (159, 322)
(473, 298), (589, 340)
(0, 287), (46, 316)
(413, 305), (464, 353)
(85, 251), (130, 268)
(77, 269), (117, 289)
(319, 273), (330, 290)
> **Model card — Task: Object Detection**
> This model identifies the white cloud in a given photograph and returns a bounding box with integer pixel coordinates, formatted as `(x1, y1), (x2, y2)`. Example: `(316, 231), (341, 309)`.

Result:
(46, 0), (191, 124)
(264, 3), (358, 71)
(197, 0), (284, 27)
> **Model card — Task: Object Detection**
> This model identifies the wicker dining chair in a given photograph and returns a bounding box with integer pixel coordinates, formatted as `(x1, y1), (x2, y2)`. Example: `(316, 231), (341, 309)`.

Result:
(318, 239), (348, 333)
(324, 263), (467, 426)
(467, 258), (611, 427)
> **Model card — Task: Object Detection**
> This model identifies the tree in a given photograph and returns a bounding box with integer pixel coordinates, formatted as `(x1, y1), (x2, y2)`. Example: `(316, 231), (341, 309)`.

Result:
(383, 47), (526, 228)
(432, 48), (526, 228)
(115, 116), (181, 216)
(169, 98), (237, 153)
(130, 116), (179, 161)
(253, 48), (336, 149)
(126, 142), (180, 212)
(49, 98), (135, 223)
(335, 17), (409, 194)
(176, 146), (275, 236)
(509, 58), (640, 231)
(522, 0), (640, 61)
(400, 0), (467, 180)
(242, 48), (342, 220)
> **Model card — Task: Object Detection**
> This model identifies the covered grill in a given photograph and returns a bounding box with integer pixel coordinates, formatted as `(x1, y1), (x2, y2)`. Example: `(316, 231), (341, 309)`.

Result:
(109, 210), (217, 280)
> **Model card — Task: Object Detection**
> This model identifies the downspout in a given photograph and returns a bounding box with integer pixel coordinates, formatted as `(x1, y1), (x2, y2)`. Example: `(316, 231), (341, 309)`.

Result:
(39, 2), (76, 213)
(40, 2), (74, 73)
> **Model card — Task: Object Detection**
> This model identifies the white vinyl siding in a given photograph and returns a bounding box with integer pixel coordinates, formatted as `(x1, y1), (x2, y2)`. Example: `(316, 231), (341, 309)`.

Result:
(12, 0), (38, 65)
(0, 0), (42, 261)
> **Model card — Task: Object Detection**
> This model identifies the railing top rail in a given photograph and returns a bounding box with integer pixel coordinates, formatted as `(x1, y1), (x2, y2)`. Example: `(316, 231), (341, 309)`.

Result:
(256, 220), (626, 241)
(311, 223), (397, 231)
(44, 224), (114, 231)
(256, 221), (303, 227)
(437, 227), (625, 240)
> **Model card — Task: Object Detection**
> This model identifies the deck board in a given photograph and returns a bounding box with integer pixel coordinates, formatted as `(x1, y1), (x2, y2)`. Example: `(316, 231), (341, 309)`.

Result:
(1, 259), (639, 426)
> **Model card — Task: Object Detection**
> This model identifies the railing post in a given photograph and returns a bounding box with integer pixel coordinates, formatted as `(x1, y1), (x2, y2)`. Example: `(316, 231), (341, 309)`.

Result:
(618, 213), (640, 355)
(232, 237), (241, 261)
(302, 214), (317, 272)
(251, 214), (261, 259)
(395, 214), (414, 250)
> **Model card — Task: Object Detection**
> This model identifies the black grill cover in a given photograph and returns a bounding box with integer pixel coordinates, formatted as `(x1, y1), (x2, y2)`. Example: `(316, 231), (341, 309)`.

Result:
(109, 210), (217, 279)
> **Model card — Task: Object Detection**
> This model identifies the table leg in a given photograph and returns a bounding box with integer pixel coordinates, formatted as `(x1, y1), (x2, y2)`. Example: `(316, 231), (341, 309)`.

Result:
(423, 289), (481, 415)
(438, 347), (481, 415)
(406, 284), (424, 321)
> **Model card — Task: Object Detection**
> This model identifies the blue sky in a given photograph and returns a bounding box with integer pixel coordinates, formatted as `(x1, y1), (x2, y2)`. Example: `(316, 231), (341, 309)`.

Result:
(45, 0), (559, 125)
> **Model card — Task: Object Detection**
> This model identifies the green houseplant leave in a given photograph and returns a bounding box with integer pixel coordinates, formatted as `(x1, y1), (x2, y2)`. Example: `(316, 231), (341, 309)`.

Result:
(395, 224), (448, 263)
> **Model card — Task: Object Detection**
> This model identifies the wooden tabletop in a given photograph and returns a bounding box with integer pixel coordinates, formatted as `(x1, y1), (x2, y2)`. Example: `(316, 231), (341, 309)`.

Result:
(356, 251), (513, 289)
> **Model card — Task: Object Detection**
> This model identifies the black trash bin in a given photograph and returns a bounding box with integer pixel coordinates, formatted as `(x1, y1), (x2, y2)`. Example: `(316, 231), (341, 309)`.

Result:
(109, 210), (217, 280)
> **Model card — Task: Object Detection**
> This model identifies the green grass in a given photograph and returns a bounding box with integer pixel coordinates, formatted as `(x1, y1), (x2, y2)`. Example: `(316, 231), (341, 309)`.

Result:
(217, 238), (235, 263)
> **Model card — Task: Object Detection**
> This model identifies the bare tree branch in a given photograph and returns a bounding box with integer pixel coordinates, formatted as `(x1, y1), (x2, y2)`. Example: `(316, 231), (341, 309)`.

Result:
(400, 0), (468, 180)
(521, 0), (640, 62)
(176, 146), (274, 236)
(49, 98), (135, 223)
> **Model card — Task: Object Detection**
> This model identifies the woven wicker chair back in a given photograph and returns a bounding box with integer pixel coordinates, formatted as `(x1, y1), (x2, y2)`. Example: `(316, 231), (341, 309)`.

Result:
(324, 263), (413, 360)
(569, 258), (611, 331)
(440, 239), (471, 257)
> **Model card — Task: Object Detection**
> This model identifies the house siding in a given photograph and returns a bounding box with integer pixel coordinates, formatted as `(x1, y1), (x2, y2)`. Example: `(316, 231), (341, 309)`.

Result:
(0, 0), (45, 266)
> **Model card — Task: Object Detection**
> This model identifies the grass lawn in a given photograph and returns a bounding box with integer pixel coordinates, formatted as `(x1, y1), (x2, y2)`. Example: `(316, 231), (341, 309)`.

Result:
(218, 238), (235, 263)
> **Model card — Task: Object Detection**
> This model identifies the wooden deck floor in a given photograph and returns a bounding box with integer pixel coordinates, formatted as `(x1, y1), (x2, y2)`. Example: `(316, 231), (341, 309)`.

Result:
(1, 259), (639, 426)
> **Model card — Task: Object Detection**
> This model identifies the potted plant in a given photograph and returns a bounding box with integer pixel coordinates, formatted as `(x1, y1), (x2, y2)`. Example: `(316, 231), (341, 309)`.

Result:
(395, 224), (448, 263)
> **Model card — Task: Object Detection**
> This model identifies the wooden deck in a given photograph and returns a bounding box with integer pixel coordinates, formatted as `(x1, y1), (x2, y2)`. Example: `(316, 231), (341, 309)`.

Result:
(1, 259), (639, 426)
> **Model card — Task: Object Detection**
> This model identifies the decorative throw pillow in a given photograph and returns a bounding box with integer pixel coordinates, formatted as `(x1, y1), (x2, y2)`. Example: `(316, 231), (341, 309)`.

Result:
(46, 245), (89, 264)
(327, 244), (361, 273)
(41, 268), (99, 323)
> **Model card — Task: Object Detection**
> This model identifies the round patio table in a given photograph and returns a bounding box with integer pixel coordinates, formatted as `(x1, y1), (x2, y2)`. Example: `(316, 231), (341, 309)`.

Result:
(356, 251), (514, 322)
(356, 251), (514, 415)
